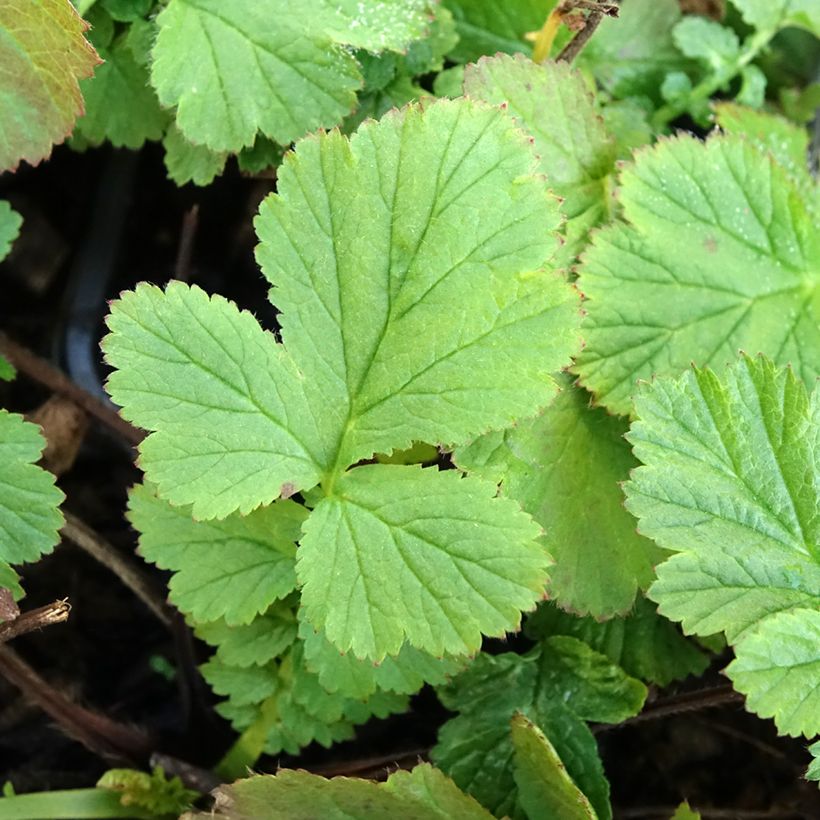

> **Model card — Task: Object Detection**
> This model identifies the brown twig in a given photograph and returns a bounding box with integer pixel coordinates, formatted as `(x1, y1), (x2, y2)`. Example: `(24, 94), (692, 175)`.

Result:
(306, 748), (429, 780)
(0, 600), (71, 644)
(0, 332), (143, 446)
(595, 684), (744, 734)
(62, 512), (173, 629)
(174, 205), (200, 284)
(556, 2), (618, 63)
(0, 645), (154, 762)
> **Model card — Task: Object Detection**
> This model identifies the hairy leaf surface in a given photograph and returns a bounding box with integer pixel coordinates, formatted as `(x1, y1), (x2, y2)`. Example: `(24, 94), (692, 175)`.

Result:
(575, 135), (819, 414)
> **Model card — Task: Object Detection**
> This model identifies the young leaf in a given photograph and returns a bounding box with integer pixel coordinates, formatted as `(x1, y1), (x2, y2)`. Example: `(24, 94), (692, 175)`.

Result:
(0, 201), (22, 262)
(511, 714), (597, 820)
(463, 54), (617, 264)
(0, 0), (99, 171)
(97, 767), (197, 815)
(433, 638), (646, 819)
(163, 123), (228, 187)
(525, 597), (710, 687)
(299, 464), (547, 661)
(0, 354), (16, 383)
(456, 378), (661, 618)
(128, 484), (306, 625)
(150, 0), (434, 152)
(0, 411), (65, 589)
(183, 764), (494, 820)
(626, 356), (820, 736)
(575, 135), (819, 414)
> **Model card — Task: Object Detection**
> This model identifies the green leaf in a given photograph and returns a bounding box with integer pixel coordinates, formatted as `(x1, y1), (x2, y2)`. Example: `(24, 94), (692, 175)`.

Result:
(672, 17), (739, 71)
(0, 355), (15, 382)
(128, 483), (306, 625)
(0, 411), (65, 588)
(807, 740), (820, 782)
(0, 0), (99, 170)
(433, 638), (646, 820)
(0, 201), (22, 262)
(74, 34), (167, 149)
(99, 0), (152, 23)
(201, 658), (279, 707)
(525, 597), (710, 687)
(576, 0), (690, 102)
(150, 0), (434, 152)
(98, 767), (197, 815)
(727, 608), (820, 737)
(299, 617), (467, 700)
(457, 378), (660, 618)
(299, 464), (547, 661)
(626, 356), (820, 736)
(443, 0), (556, 64)
(575, 134), (819, 414)
(729, 0), (820, 37)
(670, 804), (701, 820)
(184, 764), (494, 820)
(463, 54), (617, 265)
(511, 714), (597, 820)
(163, 123), (228, 187)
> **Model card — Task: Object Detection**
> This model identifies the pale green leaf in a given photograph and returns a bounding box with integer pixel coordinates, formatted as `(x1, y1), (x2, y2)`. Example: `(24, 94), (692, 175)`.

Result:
(299, 617), (468, 700)
(183, 764), (494, 820)
(456, 378), (660, 618)
(74, 34), (167, 149)
(526, 597), (710, 687)
(128, 483), (305, 624)
(807, 741), (820, 782)
(151, 0), (433, 152)
(443, 0), (557, 63)
(0, 201), (22, 262)
(0, 411), (65, 579)
(729, 0), (820, 36)
(0, 0), (99, 170)
(98, 767), (197, 816)
(626, 356), (820, 736)
(670, 804), (701, 820)
(163, 123), (227, 187)
(463, 54), (616, 264)
(727, 608), (820, 737)
(298, 464), (547, 661)
(433, 639), (646, 820)
(256, 99), (580, 472)
(511, 714), (597, 820)
(575, 135), (819, 414)
(672, 17), (739, 70)
(105, 283), (327, 519)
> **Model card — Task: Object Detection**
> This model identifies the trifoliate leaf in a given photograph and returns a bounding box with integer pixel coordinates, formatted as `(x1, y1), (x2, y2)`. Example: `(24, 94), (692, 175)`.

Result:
(807, 741), (820, 782)
(183, 765), (494, 820)
(150, 0), (434, 152)
(729, 0), (820, 37)
(511, 714), (597, 820)
(526, 598), (710, 687)
(163, 123), (228, 187)
(196, 606), (298, 668)
(74, 34), (167, 149)
(457, 378), (660, 618)
(433, 638), (646, 820)
(576, 0), (690, 102)
(0, 411), (65, 588)
(727, 608), (820, 737)
(443, 0), (557, 64)
(98, 767), (197, 815)
(0, 201), (22, 262)
(464, 54), (616, 265)
(299, 617), (468, 700)
(626, 356), (820, 736)
(128, 483), (305, 625)
(0, 0), (99, 170)
(299, 465), (547, 661)
(575, 135), (820, 414)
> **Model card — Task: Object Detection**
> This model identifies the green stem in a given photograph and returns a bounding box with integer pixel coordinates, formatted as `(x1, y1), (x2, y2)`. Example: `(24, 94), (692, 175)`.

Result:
(651, 26), (777, 129)
(215, 695), (280, 780)
(0, 789), (158, 820)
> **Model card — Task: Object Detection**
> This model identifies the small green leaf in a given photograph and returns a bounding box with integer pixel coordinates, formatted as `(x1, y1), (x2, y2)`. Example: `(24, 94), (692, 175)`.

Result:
(184, 764), (494, 820)
(163, 123), (228, 187)
(299, 465), (547, 661)
(729, 0), (820, 37)
(0, 201), (22, 262)
(575, 135), (819, 414)
(0, 0), (99, 170)
(0, 355), (16, 383)
(807, 740), (820, 782)
(511, 714), (597, 820)
(672, 17), (739, 70)
(99, 0), (152, 23)
(128, 484), (305, 625)
(727, 608), (820, 737)
(98, 767), (197, 815)
(0, 411), (65, 584)
(670, 803), (701, 820)
(201, 658), (278, 707)
(457, 378), (661, 618)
